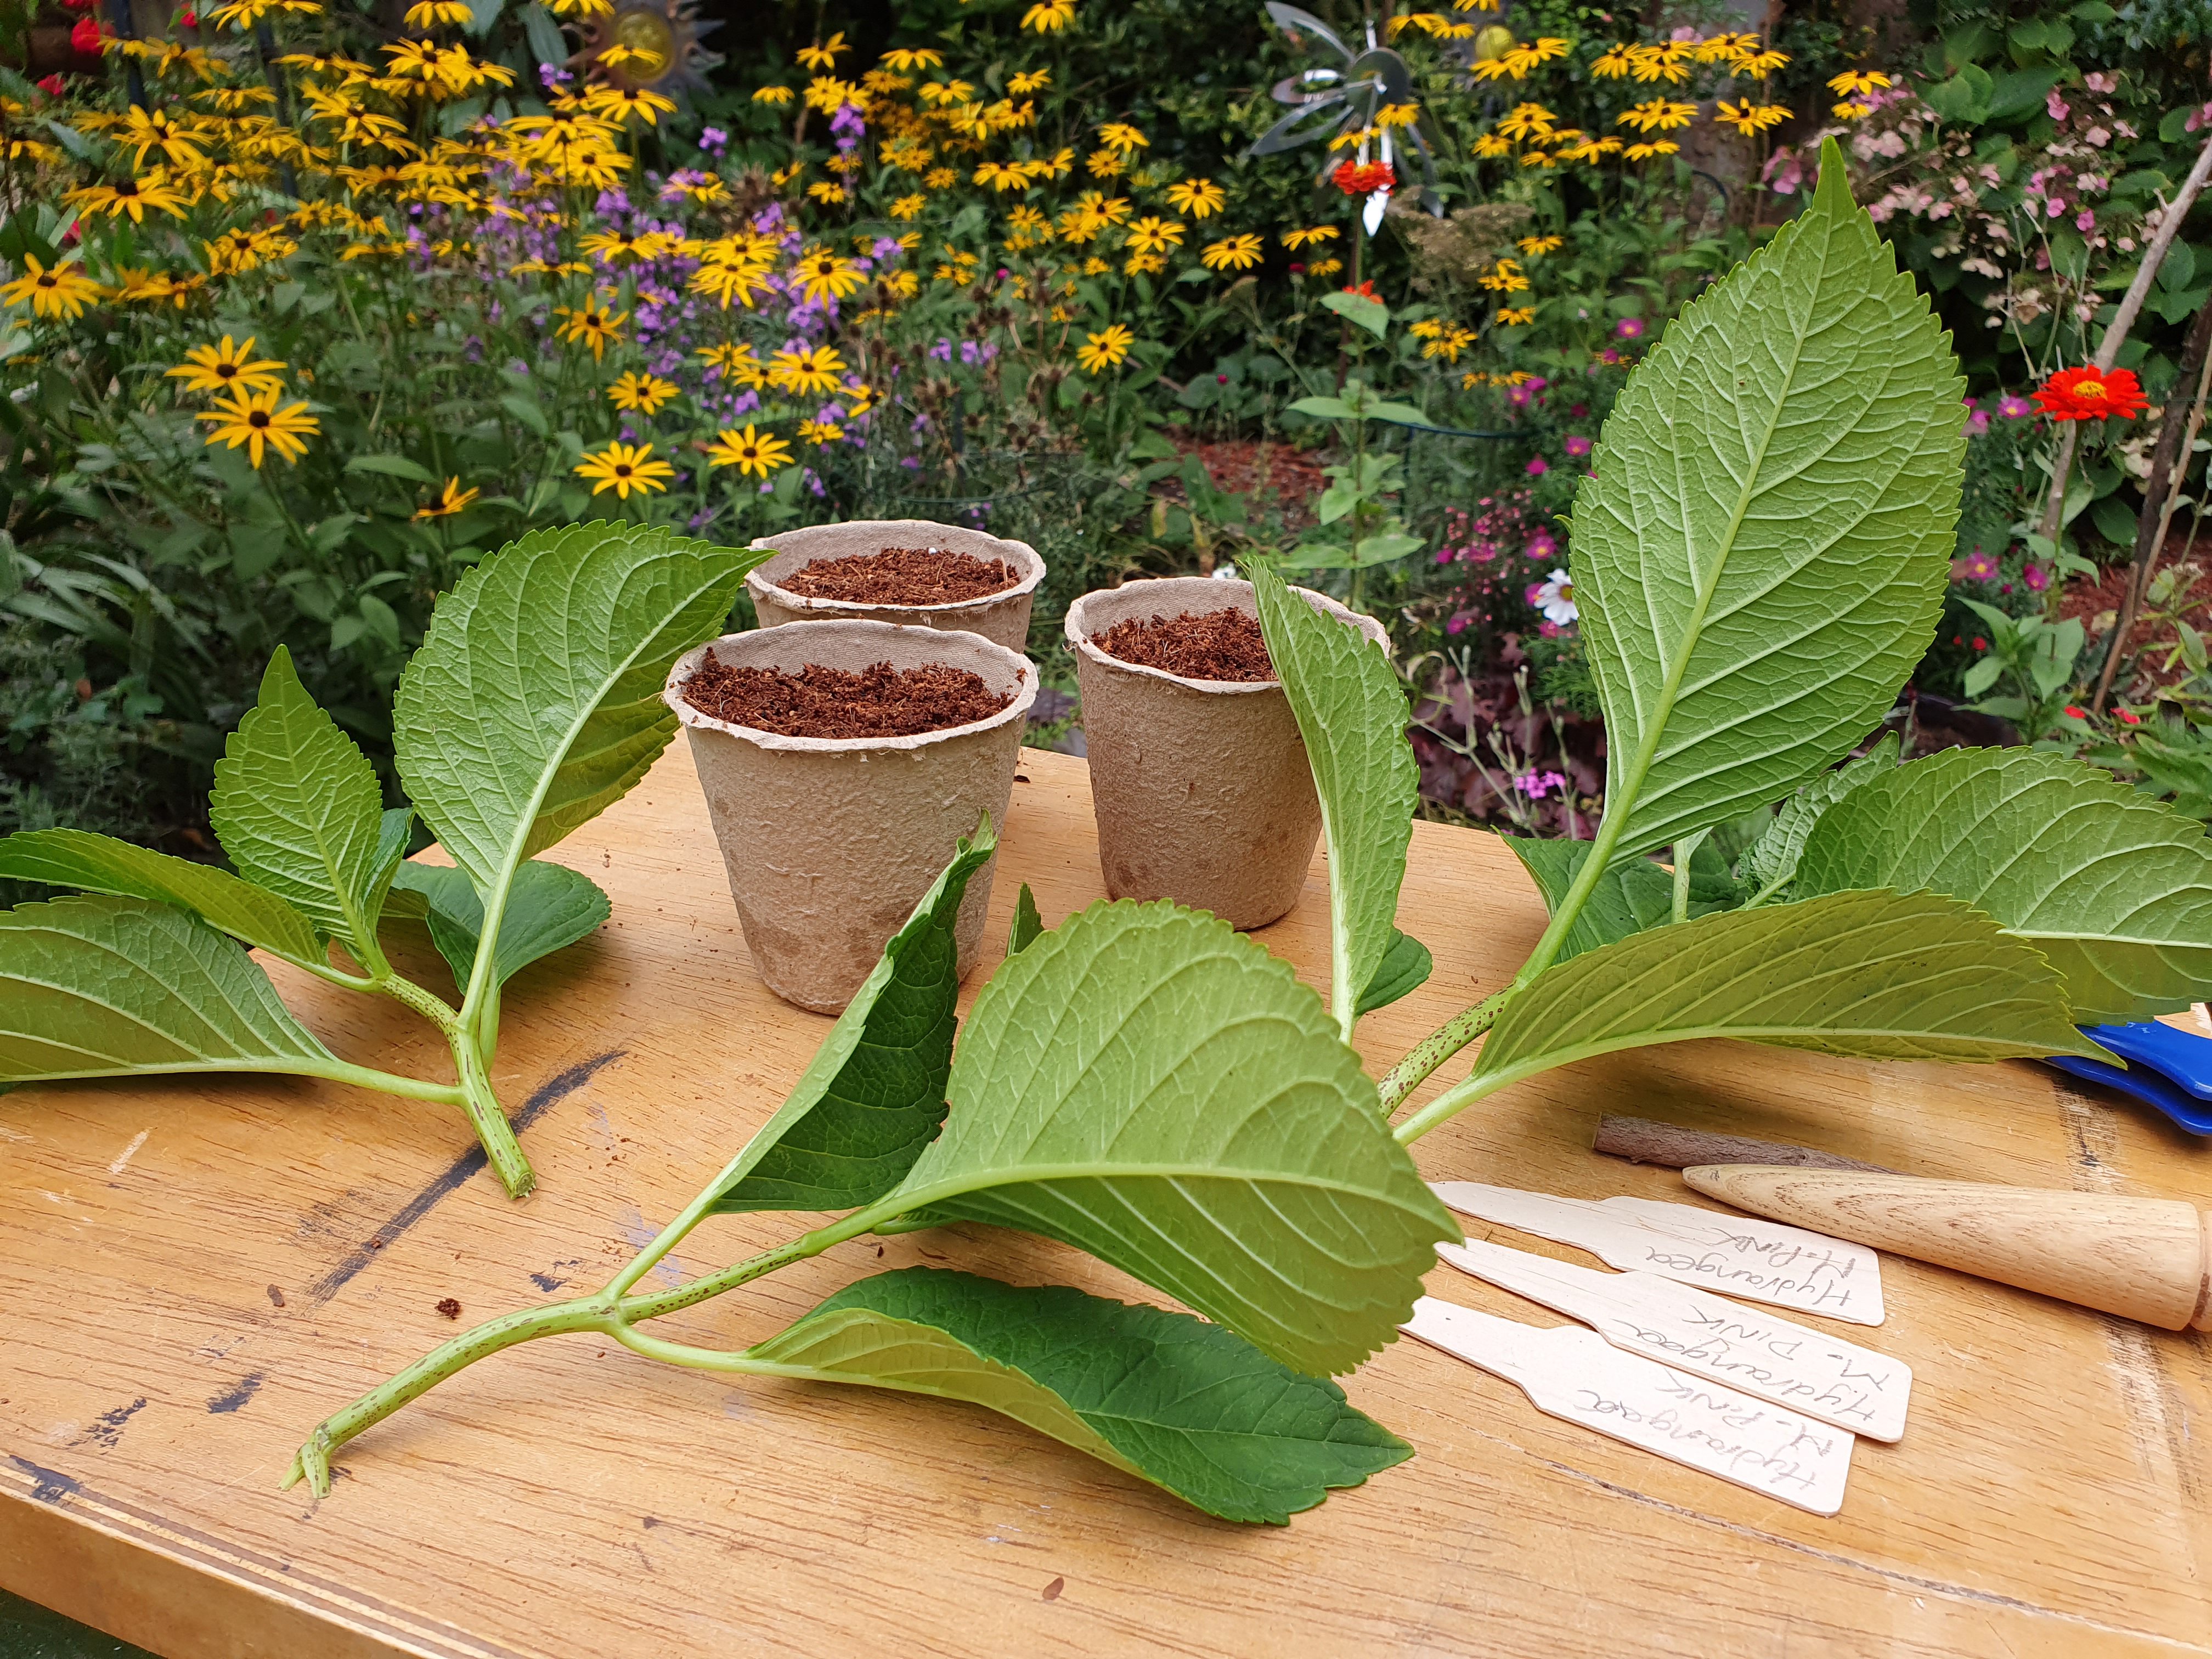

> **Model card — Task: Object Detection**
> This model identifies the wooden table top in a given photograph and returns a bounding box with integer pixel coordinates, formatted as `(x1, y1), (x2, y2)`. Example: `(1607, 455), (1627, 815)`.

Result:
(2, 743), (2208, 1659)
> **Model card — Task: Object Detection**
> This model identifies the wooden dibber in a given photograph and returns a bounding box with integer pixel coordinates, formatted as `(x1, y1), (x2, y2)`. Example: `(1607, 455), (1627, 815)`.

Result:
(1683, 1165), (2212, 1333)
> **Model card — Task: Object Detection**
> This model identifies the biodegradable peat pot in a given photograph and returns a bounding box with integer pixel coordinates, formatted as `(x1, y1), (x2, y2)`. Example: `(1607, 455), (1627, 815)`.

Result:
(1066, 576), (1389, 930)
(747, 520), (1045, 653)
(666, 620), (1038, 1014)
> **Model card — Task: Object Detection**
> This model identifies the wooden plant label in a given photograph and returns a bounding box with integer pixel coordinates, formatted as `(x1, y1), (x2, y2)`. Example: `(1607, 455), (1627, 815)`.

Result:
(1401, 1297), (1857, 1516)
(1436, 1237), (1911, 1441)
(1430, 1182), (1886, 1326)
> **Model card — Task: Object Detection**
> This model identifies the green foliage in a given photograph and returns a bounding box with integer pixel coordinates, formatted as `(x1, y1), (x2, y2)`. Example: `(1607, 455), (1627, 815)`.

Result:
(1797, 747), (2212, 1022)
(1503, 834), (1739, 964)
(0, 525), (756, 1195)
(0, 896), (336, 1080)
(391, 523), (760, 930)
(748, 1267), (1412, 1525)
(708, 823), (992, 1215)
(1249, 561), (1421, 1035)
(208, 647), (396, 957)
(1471, 889), (2102, 1096)
(1572, 147), (1963, 860)
(897, 901), (1454, 1376)
(1739, 734), (1903, 900)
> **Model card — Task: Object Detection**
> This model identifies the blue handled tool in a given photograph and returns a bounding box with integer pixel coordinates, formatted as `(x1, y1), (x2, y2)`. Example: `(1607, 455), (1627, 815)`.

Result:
(2042, 1020), (2212, 1136)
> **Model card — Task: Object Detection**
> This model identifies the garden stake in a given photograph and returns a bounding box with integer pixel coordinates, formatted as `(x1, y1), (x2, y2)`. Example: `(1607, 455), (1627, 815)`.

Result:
(2093, 291), (2212, 712)
(2036, 127), (2212, 551)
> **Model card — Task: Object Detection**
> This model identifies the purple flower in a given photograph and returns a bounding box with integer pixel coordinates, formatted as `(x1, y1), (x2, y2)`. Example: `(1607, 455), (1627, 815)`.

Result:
(1952, 550), (2002, 582)
(928, 337), (953, 362)
(1614, 317), (1644, 340)
(1526, 530), (1558, 560)
(698, 126), (728, 153)
(1563, 434), (1592, 458)
(1999, 394), (2034, 419)
(1525, 455), (1549, 476)
(1965, 408), (1989, 437)
(1514, 769), (1570, 799)
(2024, 563), (2050, 592)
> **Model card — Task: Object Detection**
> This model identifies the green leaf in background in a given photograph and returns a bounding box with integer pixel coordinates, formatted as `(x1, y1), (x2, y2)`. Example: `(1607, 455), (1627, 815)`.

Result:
(1007, 883), (1044, 956)
(344, 453), (441, 484)
(710, 825), (993, 1214)
(1740, 732), (1901, 899)
(209, 647), (391, 955)
(748, 1268), (1412, 1524)
(891, 900), (1455, 1376)
(385, 859), (610, 995)
(1570, 139), (1961, 860)
(1469, 888), (2102, 1097)
(1318, 289), (1388, 337)
(1503, 836), (1735, 964)
(1355, 928), (1432, 1016)
(1249, 561), (1418, 1040)
(1795, 748), (2212, 1023)
(0, 828), (323, 966)
(0, 897), (338, 1081)
(392, 523), (763, 1001)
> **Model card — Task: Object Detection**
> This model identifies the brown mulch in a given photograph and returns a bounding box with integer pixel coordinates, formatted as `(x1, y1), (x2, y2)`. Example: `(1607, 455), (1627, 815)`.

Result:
(779, 547), (1020, 605)
(2055, 533), (2212, 694)
(1167, 436), (1327, 528)
(1092, 608), (1275, 682)
(681, 652), (1011, 738)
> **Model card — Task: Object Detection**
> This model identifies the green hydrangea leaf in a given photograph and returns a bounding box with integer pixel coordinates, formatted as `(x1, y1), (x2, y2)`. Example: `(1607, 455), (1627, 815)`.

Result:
(709, 823), (995, 1214)
(1795, 747), (2212, 1023)
(1355, 927), (1432, 1016)
(386, 859), (611, 994)
(392, 523), (763, 998)
(0, 829), (322, 967)
(1572, 139), (1962, 858)
(1470, 888), (2103, 1097)
(0, 896), (337, 1081)
(748, 1267), (1412, 1525)
(1248, 562), (1418, 1038)
(208, 646), (389, 953)
(1503, 836), (1736, 964)
(888, 900), (1455, 1376)
(1007, 882), (1044, 957)
(1741, 733), (1902, 898)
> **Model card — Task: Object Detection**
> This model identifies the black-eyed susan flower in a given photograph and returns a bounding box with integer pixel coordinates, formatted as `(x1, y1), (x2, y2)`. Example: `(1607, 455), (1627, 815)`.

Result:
(1125, 215), (1184, 254)
(706, 423), (793, 477)
(1617, 98), (1697, 132)
(752, 84), (794, 105)
(414, 478), (480, 519)
(1, 256), (106, 321)
(698, 342), (765, 386)
(1517, 234), (1564, 256)
(794, 31), (848, 69)
(1714, 99), (1790, 136)
(1076, 323), (1134, 374)
(64, 170), (189, 223)
(766, 343), (846, 396)
(794, 246), (865, 303)
(1200, 233), (1263, 271)
(1022, 0), (1075, 31)
(403, 0), (471, 25)
(1165, 177), (1226, 219)
(198, 387), (319, 467)
(574, 441), (674, 499)
(1281, 225), (1340, 250)
(797, 419), (845, 445)
(167, 335), (287, 397)
(554, 298), (627, 360)
(1096, 121), (1148, 154)
(881, 47), (944, 71)
(607, 372), (680, 414)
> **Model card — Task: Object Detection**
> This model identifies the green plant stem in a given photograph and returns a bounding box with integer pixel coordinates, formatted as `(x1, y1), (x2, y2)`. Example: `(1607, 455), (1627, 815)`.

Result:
(450, 1024), (533, 1199)
(285, 1207), (890, 1494)
(1375, 989), (1507, 1118)
(1392, 1056), (1518, 1146)
(1670, 829), (1708, 926)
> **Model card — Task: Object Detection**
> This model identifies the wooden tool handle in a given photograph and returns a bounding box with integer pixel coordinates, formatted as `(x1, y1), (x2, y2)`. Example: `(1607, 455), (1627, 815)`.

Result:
(1683, 1165), (2212, 1332)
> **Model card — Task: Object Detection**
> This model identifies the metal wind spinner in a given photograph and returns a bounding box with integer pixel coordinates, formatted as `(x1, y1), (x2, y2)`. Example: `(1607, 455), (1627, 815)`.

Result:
(1246, 2), (1444, 234)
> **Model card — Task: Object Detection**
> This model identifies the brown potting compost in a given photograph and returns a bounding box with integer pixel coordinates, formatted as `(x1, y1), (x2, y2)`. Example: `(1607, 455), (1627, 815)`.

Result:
(1091, 607), (1276, 682)
(778, 546), (1020, 605)
(682, 651), (1013, 738)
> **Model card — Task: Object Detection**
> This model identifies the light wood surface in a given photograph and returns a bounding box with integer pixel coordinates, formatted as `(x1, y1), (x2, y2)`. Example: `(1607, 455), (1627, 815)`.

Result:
(3, 742), (2209, 1659)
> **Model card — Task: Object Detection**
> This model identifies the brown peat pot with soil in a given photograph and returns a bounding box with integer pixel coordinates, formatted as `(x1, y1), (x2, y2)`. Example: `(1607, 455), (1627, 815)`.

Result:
(746, 520), (1045, 653)
(665, 619), (1037, 1013)
(1065, 575), (1389, 929)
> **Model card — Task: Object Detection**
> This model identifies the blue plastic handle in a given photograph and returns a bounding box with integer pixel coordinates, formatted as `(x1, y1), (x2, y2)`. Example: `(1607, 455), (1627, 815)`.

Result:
(2079, 1020), (2212, 1100)
(2042, 1053), (2212, 1136)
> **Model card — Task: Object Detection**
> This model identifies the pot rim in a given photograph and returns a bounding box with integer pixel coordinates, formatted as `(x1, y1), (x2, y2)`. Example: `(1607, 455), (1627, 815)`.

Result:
(665, 619), (1040, 753)
(746, 519), (1045, 619)
(1063, 575), (1385, 696)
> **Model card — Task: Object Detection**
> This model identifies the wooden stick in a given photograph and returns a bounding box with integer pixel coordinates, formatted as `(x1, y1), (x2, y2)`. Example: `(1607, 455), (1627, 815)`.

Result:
(1592, 1114), (1893, 1173)
(1684, 1165), (2212, 1333)
(2093, 292), (2212, 712)
(2035, 128), (2212, 549)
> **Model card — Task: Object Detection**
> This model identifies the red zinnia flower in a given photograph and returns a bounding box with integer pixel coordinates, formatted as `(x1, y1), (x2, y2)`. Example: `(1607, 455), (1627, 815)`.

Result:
(36, 73), (65, 95)
(1339, 279), (1380, 300)
(69, 15), (101, 50)
(1330, 160), (1396, 196)
(2032, 364), (2149, 422)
